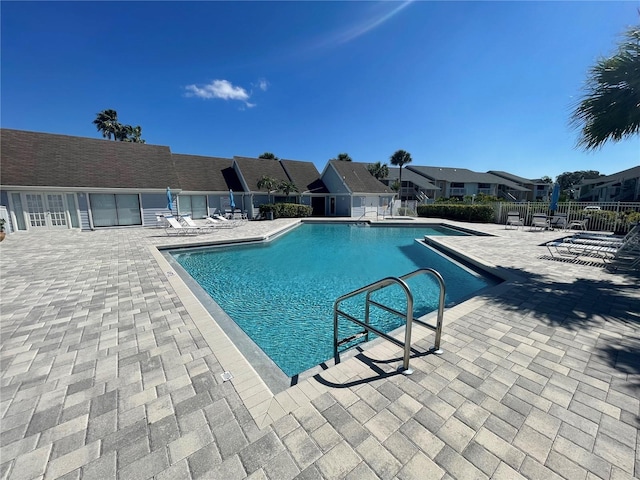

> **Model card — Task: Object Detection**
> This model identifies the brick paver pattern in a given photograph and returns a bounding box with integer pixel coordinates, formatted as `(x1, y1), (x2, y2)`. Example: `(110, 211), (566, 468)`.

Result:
(1, 219), (638, 479)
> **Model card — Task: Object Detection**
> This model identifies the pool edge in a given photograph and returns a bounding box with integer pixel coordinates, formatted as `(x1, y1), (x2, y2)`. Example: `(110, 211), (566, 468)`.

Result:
(150, 222), (525, 429)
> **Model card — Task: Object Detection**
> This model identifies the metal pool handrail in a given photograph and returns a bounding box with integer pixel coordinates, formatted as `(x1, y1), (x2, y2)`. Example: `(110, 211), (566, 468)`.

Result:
(333, 268), (446, 374)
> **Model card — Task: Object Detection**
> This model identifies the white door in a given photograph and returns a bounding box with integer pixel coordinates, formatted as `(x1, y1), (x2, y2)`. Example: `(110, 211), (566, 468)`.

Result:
(25, 193), (68, 229)
(46, 194), (68, 227)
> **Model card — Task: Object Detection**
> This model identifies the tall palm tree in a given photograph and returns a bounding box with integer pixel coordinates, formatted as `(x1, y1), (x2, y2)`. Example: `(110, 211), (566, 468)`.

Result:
(123, 125), (145, 143)
(330, 153), (352, 162)
(390, 149), (412, 201)
(92, 109), (120, 140)
(571, 23), (640, 149)
(278, 180), (298, 200)
(259, 152), (279, 160)
(257, 175), (278, 203)
(367, 161), (389, 180)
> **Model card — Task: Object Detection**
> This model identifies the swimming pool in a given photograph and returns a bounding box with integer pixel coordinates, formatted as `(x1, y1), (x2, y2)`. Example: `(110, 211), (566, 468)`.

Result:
(170, 223), (499, 378)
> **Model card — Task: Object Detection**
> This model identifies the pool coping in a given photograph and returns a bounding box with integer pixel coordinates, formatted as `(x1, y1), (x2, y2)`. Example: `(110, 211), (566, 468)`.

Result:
(150, 220), (525, 428)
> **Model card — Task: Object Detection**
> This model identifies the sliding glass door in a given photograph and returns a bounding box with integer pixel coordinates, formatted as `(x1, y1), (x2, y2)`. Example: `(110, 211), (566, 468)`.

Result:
(90, 194), (142, 227)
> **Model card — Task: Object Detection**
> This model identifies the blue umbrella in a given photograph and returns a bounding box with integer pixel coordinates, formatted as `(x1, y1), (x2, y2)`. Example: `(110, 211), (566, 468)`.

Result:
(166, 187), (173, 213)
(229, 189), (235, 210)
(550, 183), (560, 212)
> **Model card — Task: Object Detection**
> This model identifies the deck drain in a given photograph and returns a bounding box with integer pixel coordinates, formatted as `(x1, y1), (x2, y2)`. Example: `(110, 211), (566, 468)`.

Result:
(221, 371), (234, 382)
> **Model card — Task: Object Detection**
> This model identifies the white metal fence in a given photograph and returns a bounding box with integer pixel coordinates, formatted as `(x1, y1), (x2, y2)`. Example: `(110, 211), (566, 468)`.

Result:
(354, 200), (640, 234)
(495, 202), (640, 233)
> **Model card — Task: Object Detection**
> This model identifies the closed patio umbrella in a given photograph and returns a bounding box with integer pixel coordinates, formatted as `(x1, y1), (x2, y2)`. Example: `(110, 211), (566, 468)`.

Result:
(550, 183), (560, 213)
(229, 189), (235, 210)
(167, 187), (173, 213)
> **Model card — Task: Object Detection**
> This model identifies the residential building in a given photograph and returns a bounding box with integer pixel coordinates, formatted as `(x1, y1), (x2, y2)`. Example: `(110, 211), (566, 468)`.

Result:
(380, 167), (440, 202)
(172, 153), (243, 218)
(488, 171), (553, 201)
(0, 128), (180, 231)
(407, 166), (530, 201)
(320, 161), (394, 217)
(2, 127), (578, 233)
(0, 129), (330, 231)
(574, 165), (640, 202)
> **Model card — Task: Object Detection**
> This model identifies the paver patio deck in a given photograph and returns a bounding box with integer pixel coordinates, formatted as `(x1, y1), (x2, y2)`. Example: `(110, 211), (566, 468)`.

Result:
(1, 219), (638, 479)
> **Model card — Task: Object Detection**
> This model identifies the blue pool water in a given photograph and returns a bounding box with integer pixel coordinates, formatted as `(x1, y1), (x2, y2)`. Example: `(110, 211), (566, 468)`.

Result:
(171, 223), (498, 376)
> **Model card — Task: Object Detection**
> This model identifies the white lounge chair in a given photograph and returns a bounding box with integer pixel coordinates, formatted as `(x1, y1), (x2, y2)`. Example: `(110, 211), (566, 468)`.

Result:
(165, 216), (216, 235)
(563, 224), (639, 247)
(546, 225), (640, 266)
(530, 213), (549, 231)
(212, 214), (241, 227)
(180, 215), (219, 234)
(205, 216), (236, 228)
(164, 216), (200, 235)
(505, 211), (524, 229)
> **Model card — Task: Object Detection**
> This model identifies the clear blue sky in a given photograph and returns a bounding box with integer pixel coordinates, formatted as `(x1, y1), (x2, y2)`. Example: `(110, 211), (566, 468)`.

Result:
(2, 1), (638, 181)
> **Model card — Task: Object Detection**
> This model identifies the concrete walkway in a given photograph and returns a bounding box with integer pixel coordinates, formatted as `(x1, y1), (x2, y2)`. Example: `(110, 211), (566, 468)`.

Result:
(1, 219), (638, 479)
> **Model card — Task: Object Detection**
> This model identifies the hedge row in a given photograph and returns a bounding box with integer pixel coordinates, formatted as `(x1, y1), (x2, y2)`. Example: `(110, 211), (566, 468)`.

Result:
(259, 203), (313, 218)
(416, 204), (494, 223)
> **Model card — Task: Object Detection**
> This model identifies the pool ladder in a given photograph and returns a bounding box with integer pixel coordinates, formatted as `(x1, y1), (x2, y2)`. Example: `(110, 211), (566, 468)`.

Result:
(333, 268), (445, 374)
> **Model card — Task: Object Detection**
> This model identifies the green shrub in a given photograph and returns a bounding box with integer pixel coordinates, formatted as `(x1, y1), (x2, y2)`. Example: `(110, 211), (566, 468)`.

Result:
(624, 211), (640, 225)
(417, 204), (494, 223)
(259, 203), (312, 218)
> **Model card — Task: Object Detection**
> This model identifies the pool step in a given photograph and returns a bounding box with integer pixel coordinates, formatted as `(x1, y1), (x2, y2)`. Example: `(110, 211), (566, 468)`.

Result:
(336, 330), (368, 347)
(333, 268), (446, 374)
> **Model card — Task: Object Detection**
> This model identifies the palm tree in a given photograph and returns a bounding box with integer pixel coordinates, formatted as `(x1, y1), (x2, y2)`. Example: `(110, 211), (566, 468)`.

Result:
(278, 180), (298, 200)
(259, 152), (279, 160)
(390, 149), (412, 202)
(257, 175), (278, 203)
(92, 110), (146, 143)
(570, 23), (640, 149)
(123, 125), (145, 143)
(367, 161), (389, 180)
(93, 109), (120, 140)
(330, 153), (352, 162)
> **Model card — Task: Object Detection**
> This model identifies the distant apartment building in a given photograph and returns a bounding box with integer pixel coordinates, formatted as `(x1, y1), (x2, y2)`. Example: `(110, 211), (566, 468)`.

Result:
(574, 166), (640, 202)
(403, 166), (530, 201)
(488, 171), (552, 201)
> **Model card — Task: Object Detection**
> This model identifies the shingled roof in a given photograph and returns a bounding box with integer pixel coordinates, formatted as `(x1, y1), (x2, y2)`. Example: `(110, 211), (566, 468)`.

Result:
(172, 153), (242, 192)
(0, 128), (179, 190)
(233, 156), (290, 193)
(409, 166), (529, 191)
(328, 161), (391, 194)
(578, 165), (640, 186)
(280, 159), (328, 194)
(385, 167), (440, 190)
(488, 170), (535, 184)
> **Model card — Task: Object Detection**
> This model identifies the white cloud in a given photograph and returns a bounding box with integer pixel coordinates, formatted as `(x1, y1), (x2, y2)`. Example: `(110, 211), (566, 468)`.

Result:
(185, 79), (254, 106)
(257, 78), (269, 91)
(311, 1), (414, 50)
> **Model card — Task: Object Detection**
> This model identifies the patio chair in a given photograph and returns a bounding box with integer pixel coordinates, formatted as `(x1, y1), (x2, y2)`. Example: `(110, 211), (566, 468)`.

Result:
(231, 209), (248, 221)
(567, 217), (589, 230)
(546, 225), (640, 266)
(505, 211), (524, 229)
(212, 214), (242, 227)
(530, 213), (549, 231)
(180, 215), (220, 233)
(549, 213), (567, 230)
(565, 224), (639, 247)
(204, 216), (236, 228)
(155, 215), (167, 228)
(165, 216), (213, 235)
